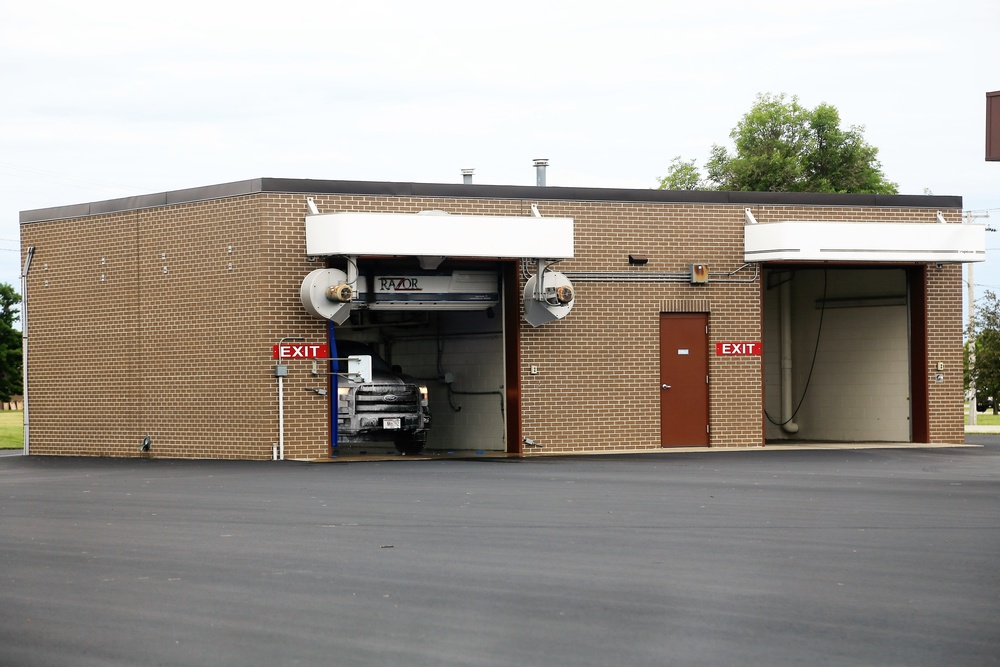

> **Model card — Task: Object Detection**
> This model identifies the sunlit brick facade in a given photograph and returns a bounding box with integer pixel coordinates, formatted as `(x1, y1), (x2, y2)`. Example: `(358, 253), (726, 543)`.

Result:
(19, 179), (966, 458)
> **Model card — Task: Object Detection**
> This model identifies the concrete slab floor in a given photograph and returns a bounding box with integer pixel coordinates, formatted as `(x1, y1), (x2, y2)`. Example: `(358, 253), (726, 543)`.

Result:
(299, 441), (979, 462)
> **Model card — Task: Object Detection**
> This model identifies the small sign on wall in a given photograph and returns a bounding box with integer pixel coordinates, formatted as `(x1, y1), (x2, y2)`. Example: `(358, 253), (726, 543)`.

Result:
(272, 344), (329, 359)
(715, 342), (762, 356)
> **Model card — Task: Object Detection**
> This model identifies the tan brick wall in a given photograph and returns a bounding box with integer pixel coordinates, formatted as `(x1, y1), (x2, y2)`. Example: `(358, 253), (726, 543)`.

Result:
(516, 202), (969, 453)
(519, 202), (760, 453)
(22, 211), (142, 456)
(21, 196), (328, 459)
(926, 263), (965, 443)
(20, 191), (966, 458)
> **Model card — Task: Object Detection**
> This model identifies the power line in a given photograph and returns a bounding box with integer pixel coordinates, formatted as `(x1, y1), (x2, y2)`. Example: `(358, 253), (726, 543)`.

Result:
(0, 161), (145, 196)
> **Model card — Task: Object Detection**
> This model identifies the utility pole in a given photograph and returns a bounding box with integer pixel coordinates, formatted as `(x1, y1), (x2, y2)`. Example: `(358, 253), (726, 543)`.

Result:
(966, 210), (991, 426)
(969, 258), (976, 426)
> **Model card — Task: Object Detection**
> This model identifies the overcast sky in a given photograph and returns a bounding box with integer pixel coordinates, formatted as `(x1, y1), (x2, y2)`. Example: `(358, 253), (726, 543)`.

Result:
(2, 0), (998, 311)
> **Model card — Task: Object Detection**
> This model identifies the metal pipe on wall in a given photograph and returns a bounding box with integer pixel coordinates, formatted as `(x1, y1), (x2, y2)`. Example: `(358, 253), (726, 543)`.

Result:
(276, 336), (305, 460)
(780, 278), (800, 434)
(278, 374), (285, 459)
(525, 259), (760, 284)
(20, 247), (34, 456)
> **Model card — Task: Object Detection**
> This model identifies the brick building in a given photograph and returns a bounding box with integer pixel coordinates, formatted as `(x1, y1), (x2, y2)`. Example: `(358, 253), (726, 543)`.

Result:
(18, 177), (983, 459)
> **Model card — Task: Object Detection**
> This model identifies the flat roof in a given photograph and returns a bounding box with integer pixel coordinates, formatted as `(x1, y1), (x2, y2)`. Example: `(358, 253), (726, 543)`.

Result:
(20, 177), (964, 224)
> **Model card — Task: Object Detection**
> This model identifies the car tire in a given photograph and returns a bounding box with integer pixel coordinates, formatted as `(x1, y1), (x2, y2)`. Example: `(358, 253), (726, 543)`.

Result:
(394, 435), (426, 456)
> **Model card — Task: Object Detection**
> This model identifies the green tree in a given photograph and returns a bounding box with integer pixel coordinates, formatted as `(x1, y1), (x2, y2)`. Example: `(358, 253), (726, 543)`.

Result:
(800, 102), (898, 193)
(656, 156), (704, 191)
(669, 93), (899, 194)
(969, 290), (1000, 414)
(0, 284), (22, 402)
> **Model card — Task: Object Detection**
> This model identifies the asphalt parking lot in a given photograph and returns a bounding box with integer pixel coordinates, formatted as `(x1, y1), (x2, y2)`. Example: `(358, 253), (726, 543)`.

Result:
(1, 441), (998, 667)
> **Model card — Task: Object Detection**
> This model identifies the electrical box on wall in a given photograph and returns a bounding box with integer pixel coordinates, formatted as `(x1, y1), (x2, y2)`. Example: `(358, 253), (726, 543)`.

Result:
(690, 264), (709, 284)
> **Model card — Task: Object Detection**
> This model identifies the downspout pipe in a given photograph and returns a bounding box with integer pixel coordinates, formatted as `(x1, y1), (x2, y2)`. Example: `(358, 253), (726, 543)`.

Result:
(278, 373), (284, 459)
(21, 246), (34, 456)
(780, 278), (800, 434)
(276, 336), (305, 460)
(328, 320), (338, 456)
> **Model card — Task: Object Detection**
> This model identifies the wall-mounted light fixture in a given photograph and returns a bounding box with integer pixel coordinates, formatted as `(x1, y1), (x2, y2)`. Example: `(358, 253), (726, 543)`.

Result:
(628, 253), (648, 266)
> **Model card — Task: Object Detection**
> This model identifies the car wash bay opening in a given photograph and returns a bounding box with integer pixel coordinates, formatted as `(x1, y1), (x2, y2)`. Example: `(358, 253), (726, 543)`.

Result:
(762, 265), (926, 443)
(18, 178), (982, 459)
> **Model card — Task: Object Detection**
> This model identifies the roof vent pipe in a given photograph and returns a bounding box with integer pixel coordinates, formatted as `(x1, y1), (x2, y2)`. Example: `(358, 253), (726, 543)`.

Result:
(533, 158), (549, 186)
(461, 168), (475, 185)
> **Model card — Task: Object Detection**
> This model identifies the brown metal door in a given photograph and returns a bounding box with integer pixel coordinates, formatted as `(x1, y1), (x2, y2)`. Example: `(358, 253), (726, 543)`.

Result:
(659, 313), (709, 446)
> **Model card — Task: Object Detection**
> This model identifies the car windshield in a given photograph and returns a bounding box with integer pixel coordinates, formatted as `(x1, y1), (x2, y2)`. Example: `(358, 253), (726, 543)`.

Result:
(333, 340), (393, 374)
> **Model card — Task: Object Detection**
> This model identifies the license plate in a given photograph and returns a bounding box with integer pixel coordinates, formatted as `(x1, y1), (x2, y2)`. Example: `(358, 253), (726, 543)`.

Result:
(383, 418), (401, 429)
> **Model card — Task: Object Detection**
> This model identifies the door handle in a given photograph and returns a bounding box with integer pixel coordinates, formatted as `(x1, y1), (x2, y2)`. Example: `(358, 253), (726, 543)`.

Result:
(661, 384), (671, 390)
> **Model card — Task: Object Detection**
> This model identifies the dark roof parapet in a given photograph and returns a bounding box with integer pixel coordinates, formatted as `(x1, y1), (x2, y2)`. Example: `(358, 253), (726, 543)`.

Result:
(21, 177), (963, 223)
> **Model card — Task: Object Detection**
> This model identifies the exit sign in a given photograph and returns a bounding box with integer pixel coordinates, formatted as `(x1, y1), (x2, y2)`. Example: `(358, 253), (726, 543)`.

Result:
(715, 342), (761, 356)
(272, 343), (328, 359)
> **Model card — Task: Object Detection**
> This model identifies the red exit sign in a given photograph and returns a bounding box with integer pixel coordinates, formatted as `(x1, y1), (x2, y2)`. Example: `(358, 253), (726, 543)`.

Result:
(715, 342), (761, 356)
(272, 343), (328, 359)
